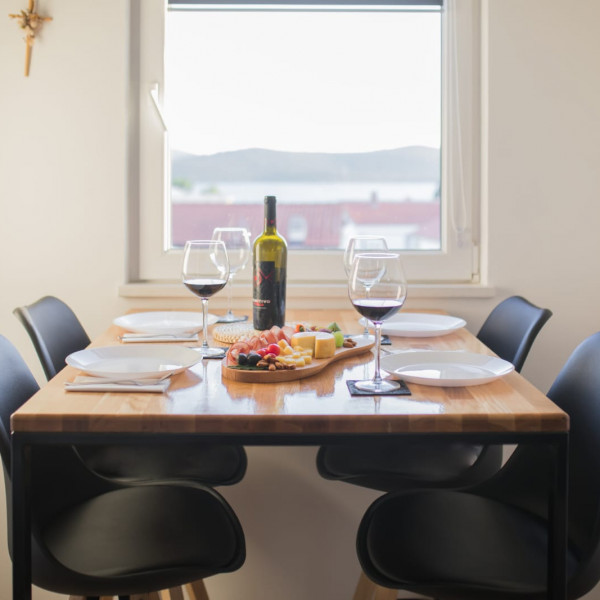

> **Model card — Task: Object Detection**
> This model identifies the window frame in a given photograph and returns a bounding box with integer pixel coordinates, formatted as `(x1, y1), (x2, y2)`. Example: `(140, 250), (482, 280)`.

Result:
(131, 0), (483, 288)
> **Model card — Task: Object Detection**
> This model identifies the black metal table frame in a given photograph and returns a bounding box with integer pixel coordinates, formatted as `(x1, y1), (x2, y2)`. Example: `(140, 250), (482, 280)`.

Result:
(11, 429), (569, 600)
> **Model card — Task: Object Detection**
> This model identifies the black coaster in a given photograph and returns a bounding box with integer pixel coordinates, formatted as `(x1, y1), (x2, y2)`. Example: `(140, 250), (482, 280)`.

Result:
(346, 379), (411, 396)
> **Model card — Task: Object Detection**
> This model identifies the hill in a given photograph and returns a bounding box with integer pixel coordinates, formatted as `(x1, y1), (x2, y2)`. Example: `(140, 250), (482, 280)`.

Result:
(171, 146), (439, 183)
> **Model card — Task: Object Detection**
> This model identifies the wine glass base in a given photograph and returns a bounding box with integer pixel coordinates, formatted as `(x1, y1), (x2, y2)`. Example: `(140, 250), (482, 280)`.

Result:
(354, 379), (401, 393)
(217, 313), (249, 324)
(196, 346), (227, 358)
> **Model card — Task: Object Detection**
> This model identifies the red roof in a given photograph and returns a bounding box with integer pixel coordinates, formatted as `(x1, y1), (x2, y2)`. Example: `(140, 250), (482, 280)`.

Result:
(171, 200), (440, 248)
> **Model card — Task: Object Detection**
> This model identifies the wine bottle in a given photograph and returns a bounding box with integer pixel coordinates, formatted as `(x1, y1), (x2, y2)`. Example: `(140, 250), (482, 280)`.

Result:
(253, 195), (287, 330)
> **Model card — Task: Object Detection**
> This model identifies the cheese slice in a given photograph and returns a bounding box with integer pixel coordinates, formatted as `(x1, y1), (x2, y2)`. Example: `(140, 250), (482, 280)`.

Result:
(314, 332), (336, 359)
(291, 331), (317, 354)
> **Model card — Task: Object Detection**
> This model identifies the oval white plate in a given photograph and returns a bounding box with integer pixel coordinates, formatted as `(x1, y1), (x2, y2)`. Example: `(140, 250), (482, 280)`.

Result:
(113, 311), (218, 335)
(66, 346), (202, 379)
(380, 351), (514, 387)
(360, 313), (466, 337)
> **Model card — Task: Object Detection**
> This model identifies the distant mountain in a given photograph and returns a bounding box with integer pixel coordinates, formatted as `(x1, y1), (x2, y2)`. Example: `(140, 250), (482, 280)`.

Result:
(171, 146), (439, 183)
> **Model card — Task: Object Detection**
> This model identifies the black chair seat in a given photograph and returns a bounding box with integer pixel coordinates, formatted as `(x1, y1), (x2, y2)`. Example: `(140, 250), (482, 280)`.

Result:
(317, 441), (501, 492)
(74, 442), (247, 485)
(358, 489), (578, 600)
(39, 485), (244, 596)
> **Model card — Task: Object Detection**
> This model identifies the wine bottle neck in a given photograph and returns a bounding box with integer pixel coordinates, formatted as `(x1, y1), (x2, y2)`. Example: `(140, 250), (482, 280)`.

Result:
(264, 196), (277, 233)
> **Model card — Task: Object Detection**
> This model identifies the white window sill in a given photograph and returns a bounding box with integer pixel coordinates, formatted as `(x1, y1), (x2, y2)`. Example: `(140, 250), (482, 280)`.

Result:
(119, 281), (496, 308)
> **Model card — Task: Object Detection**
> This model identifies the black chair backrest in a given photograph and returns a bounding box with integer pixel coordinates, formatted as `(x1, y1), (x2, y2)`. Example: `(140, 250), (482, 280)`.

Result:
(546, 332), (600, 597)
(13, 296), (91, 380)
(0, 335), (40, 473)
(475, 332), (600, 598)
(477, 295), (552, 372)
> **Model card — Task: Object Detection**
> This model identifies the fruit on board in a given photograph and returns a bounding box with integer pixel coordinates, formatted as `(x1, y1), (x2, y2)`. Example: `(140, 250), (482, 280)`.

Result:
(332, 330), (344, 348)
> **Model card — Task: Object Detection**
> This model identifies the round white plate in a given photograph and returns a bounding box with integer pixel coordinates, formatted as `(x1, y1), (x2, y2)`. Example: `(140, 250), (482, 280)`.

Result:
(360, 313), (466, 337)
(66, 346), (202, 379)
(113, 311), (218, 335)
(380, 351), (514, 387)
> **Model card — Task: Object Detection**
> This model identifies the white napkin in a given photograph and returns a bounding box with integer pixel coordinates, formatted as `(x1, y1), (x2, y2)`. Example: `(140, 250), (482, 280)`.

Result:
(64, 375), (171, 393)
(119, 333), (199, 343)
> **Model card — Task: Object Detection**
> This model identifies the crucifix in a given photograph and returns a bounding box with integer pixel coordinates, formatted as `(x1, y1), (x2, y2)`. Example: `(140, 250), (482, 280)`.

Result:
(9, 0), (52, 77)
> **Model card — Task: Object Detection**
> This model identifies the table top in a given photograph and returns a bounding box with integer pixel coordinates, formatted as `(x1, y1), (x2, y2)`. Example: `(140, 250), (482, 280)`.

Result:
(11, 309), (568, 436)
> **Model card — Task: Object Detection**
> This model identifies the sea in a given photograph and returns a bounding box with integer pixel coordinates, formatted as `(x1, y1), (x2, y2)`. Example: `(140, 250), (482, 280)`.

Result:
(172, 181), (439, 204)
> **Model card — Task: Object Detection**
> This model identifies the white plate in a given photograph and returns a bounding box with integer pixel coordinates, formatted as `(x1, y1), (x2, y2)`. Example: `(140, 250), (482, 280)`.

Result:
(380, 351), (514, 387)
(360, 313), (466, 337)
(66, 346), (202, 379)
(113, 311), (218, 335)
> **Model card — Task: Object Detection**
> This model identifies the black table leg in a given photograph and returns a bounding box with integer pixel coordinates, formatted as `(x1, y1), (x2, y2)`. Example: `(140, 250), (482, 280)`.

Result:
(11, 434), (31, 600)
(549, 433), (569, 600)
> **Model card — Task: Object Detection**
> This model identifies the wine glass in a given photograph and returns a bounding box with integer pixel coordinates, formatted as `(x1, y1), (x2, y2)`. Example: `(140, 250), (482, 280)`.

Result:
(344, 236), (388, 336)
(349, 252), (407, 393)
(211, 227), (251, 323)
(182, 240), (230, 357)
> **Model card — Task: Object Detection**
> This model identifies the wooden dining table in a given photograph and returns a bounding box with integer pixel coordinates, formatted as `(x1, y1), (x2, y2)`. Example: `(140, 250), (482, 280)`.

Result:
(10, 308), (569, 600)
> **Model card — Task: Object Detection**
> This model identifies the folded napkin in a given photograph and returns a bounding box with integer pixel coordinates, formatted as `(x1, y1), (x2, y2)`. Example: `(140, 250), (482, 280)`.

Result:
(64, 375), (171, 393)
(119, 333), (199, 343)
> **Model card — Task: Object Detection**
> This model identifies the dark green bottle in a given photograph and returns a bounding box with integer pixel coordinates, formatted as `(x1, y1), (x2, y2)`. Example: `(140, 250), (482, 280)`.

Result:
(252, 196), (287, 330)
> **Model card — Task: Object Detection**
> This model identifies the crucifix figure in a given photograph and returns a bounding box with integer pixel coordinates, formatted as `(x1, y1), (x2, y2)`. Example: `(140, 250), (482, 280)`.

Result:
(9, 0), (52, 77)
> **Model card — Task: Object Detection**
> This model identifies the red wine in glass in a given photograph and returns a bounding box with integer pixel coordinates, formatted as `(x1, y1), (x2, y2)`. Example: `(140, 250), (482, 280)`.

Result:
(351, 299), (403, 323)
(183, 278), (228, 298)
(349, 252), (407, 393)
(182, 240), (230, 357)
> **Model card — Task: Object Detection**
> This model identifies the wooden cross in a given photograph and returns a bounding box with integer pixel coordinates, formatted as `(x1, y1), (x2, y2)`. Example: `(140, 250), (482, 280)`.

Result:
(9, 0), (52, 77)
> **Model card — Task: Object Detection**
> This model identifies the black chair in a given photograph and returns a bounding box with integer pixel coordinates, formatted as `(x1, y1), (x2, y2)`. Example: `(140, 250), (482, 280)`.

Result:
(13, 295), (91, 381)
(13, 295), (247, 485)
(477, 295), (553, 373)
(356, 331), (600, 600)
(0, 334), (245, 600)
(316, 296), (552, 492)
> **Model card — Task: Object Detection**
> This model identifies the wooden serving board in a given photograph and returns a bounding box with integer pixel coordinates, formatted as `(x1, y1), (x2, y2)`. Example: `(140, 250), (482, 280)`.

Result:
(221, 336), (375, 383)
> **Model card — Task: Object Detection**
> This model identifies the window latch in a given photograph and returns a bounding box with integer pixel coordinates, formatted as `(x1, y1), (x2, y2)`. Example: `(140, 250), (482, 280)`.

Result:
(149, 83), (168, 131)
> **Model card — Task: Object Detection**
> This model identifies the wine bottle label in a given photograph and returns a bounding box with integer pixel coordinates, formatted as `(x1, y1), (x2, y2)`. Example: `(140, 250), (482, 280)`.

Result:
(253, 260), (286, 329)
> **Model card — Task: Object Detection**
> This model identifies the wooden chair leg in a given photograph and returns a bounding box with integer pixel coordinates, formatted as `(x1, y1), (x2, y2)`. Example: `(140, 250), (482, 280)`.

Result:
(185, 579), (210, 600)
(353, 571), (398, 600)
(353, 571), (377, 600)
(159, 587), (185, 600)
(373, 585), (398, 600)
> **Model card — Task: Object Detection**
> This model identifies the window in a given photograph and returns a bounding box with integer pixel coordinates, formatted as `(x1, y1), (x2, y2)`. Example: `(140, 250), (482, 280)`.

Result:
(134, 0), (482, 287)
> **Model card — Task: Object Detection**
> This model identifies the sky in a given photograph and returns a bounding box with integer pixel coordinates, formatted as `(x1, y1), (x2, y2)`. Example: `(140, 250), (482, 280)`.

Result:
(165, 8), (441, 156)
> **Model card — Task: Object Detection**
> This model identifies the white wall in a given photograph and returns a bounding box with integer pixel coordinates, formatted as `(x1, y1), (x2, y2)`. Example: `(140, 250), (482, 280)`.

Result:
(1, 0), (600, 599)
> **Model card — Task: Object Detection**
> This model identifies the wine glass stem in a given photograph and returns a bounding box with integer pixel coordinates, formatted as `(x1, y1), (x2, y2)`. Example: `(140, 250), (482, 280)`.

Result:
(372, 322), (383, 386)
(364, 285), (371, 336)
(226, 272), (234, 316)
(201, 298), (210, 350)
